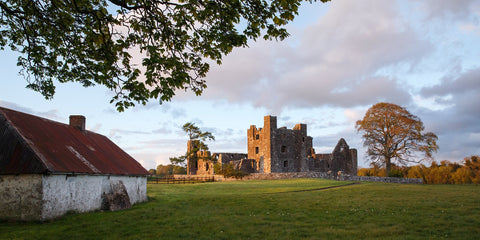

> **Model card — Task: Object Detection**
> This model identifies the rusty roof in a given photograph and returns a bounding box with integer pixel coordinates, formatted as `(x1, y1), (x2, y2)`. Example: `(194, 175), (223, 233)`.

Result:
(0, 107), (148, 175)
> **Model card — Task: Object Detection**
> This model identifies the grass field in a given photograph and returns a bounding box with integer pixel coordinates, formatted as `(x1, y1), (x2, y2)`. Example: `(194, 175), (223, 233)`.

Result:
(1, 179), (479, 239)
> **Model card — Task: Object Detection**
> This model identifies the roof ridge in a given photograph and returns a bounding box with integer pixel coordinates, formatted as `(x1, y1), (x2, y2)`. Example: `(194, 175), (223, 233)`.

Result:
(0, 106), (148, 175)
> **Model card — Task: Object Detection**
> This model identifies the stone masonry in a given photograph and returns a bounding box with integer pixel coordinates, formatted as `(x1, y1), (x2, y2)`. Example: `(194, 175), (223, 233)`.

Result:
(187, 116), (357, 176)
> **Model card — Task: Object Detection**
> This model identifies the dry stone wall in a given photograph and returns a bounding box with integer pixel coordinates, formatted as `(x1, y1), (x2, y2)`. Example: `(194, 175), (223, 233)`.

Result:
(181, 172), (423, 184)
(347, 176), (423, 184)
(242, 172), (422, 184)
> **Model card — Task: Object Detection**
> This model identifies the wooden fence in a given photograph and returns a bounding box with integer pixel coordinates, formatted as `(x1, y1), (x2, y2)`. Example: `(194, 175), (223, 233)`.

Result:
(147, 175), (215, 184)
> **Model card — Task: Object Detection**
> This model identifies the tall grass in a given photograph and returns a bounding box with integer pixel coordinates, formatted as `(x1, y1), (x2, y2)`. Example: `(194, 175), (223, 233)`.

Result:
(1, 179), (479, 239)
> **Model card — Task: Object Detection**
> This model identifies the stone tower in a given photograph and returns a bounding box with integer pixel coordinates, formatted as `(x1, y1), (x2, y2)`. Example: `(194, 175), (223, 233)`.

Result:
(248, 115), (276, 173)
(186, 140), (198, 175)
(248, 116), (314, 173)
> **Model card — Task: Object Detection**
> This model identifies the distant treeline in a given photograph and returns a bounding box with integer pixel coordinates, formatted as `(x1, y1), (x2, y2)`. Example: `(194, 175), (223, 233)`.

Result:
(358, 155), (480, 184)
(149, 164), (187, 176)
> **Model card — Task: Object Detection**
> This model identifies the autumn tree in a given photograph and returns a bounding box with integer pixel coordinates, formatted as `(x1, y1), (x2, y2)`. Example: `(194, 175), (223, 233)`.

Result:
(356, 102), (439, 177)
(169, 122), (214, 166)
(463, 155), (480, 183)
(357, 156), (480, 184)
(0, 0), (330, 111)
(451, 167), (472, 184)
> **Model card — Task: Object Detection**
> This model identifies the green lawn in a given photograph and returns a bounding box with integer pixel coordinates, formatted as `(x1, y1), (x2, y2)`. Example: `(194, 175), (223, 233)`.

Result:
(1, 179), (479, 240)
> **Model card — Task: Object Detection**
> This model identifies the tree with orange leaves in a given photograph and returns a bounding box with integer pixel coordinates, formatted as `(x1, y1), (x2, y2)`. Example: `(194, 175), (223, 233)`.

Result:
(356, 103), (439, 177)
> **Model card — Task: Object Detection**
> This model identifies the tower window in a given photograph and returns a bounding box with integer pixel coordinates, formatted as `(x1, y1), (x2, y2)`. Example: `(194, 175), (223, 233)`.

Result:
(255, 134), (259, 140)
(281, 145), (286, 153)
(284, 161), (288, 168)
(255, 147), (259, 154)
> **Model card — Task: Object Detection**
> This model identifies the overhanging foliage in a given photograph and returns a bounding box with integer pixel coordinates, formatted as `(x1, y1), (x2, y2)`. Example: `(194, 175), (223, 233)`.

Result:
(0, 0), (330, 111)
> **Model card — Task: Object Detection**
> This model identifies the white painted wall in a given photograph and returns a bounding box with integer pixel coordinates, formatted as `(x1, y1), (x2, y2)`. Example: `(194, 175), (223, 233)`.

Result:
(0, 174), (147, 221)
(110, 175), (147, 204)
(41, 174), (147, 220)
(42, 175), (104, 219)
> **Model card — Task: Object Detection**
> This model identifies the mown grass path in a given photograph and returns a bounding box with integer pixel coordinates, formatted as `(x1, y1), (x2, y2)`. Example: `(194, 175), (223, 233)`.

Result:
(1, 179), (479, 239)
(266, 181), (361, 194)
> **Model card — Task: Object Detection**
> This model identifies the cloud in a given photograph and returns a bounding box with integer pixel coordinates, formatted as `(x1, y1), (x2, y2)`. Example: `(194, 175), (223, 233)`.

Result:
(152, 127), (172, 135)
(186, 0), (431, 111)
(0, 100), (34, 114)
(89, 123), (102, 132)
(131, 152), (175, 169)
(37, 109), (63, 121)
(415, 0), (480, 20)
(344, 108), (365, 125)
(210, 136), (246, 153)
(123, 138), (188, 169)
(0, 100), (63, 121)
(421, 67), (480, 124)
(417, 67), (480, 161)
(422, 67), (480, 98)
(136, 138), (186, 151)
(108, 128), (151, 139)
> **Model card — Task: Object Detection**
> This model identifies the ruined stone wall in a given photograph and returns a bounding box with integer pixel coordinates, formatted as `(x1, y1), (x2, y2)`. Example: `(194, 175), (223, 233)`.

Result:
(230, 159), (257, 173)
(293, 124), (313, 172)
(216, 153), (248, 164)
(330, 138), (355, 175)
(307, 157), (328, 172)
(189, 116), (358, 176)
(349, 149), (358, 176)
(187, 140), (217, 175)
(269, 124), (312, 173)
(310, 139), (357, 176)
(248, 116), (316, 174)
(271, 127), (297, 172)
(194, 151), (214, 175)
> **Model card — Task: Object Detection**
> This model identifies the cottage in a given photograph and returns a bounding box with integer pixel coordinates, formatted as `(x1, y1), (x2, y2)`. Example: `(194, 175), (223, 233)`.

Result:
(0, 107), (149, 221)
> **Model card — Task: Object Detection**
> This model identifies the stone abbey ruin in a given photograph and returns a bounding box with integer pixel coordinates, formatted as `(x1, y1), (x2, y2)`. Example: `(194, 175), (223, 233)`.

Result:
(187, 116), (357, 176)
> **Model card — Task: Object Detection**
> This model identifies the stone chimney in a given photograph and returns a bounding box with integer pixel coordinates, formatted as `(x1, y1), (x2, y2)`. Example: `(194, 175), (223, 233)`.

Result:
(69, 115), (86, 131)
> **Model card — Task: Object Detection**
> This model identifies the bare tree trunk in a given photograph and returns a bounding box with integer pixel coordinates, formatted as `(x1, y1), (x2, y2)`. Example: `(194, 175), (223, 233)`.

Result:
(385, 158), (392, 177)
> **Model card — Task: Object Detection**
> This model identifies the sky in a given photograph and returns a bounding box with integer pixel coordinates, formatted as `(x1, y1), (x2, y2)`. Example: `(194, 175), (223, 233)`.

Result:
(1, 0), (479, 170)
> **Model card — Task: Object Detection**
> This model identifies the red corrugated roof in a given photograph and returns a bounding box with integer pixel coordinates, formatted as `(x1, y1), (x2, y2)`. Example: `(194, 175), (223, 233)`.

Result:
(0, 107), (148, 175)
